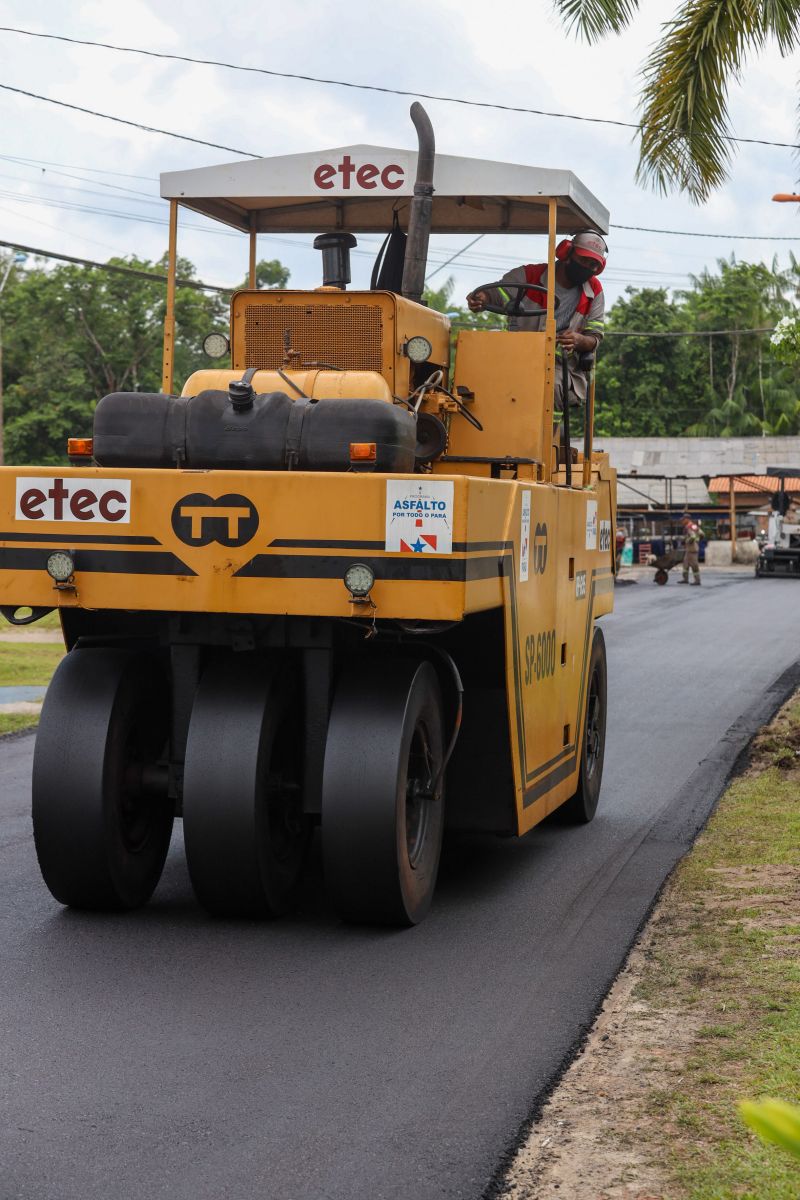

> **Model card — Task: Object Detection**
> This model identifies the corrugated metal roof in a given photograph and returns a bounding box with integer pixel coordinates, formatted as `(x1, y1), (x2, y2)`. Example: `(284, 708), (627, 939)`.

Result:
(708, 475), (800, 494)
(589, 437), (800, 508)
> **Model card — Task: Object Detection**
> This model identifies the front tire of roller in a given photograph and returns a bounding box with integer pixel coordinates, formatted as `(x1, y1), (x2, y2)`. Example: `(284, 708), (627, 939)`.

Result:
(322, 659), (445, 926)
(558, 626), (607, 825)
(182, 656), (309, 918)
(32, 648), (173, 910)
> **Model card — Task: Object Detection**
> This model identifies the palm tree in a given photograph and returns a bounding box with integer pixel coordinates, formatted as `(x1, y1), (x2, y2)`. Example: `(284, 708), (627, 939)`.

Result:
(552, 1), (800, 202)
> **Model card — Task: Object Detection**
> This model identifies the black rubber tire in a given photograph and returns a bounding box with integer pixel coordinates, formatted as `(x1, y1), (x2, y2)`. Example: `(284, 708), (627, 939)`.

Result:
(32, 648), (172, 910)
(654, 568), (669, 585)
(558, 627), (607, 824)
(322, 659), (444, 926)
(182, 656), (309, 918)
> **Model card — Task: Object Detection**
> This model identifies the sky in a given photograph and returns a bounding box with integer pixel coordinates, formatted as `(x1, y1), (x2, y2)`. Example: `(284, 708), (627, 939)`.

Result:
(0, 0), (798, 311)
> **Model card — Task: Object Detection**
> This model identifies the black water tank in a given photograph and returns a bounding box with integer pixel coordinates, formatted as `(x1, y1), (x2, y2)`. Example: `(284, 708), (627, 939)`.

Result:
(93, 389), (416, 472)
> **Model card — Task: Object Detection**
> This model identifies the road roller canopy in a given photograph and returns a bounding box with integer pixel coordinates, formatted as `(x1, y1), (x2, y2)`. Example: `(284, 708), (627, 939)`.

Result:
(159, 144), (609, 236)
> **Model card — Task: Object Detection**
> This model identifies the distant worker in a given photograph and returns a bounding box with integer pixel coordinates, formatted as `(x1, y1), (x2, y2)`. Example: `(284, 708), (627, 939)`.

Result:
(678, 518), (701, 586)
(466, 230), (607, 411)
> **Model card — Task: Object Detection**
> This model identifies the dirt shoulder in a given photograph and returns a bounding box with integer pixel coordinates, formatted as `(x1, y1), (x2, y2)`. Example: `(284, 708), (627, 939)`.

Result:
(499, 696), (800, 1200)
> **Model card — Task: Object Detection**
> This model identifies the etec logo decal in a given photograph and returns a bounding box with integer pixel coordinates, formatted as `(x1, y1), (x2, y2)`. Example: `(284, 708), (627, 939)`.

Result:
(312, 153), (405, 192)
(533, 522), (548, 575)
(15, 477), (131, 524)
(172, 493), (259, 547)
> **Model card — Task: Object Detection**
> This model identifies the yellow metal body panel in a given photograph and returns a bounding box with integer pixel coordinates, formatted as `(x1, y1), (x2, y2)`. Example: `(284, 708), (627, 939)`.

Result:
(0, 458), (615, 834)
(448, 330), (549, 467)
(500, 470), (616, 832)
(182, 369), (395, 403)
(229, 289), (451, 396)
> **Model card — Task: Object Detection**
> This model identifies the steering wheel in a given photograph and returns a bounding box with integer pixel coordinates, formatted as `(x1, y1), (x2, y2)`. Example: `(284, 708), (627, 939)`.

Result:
(471, 280), (560, 317)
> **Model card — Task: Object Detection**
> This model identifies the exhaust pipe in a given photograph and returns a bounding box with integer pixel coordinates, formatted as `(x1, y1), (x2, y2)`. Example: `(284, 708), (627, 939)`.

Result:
(401, 103), (435, 304)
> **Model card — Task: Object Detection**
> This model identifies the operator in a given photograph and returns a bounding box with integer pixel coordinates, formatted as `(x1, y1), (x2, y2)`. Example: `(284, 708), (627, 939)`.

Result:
(465, 230), (607, 411)
(678, 518), (702, 586)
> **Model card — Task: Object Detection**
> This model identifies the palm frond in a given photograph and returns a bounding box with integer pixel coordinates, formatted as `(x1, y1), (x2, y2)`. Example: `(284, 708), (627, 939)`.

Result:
(551, 0), (639, 40)
(761, 0), (800, 53)
(635, 0), (800, 202)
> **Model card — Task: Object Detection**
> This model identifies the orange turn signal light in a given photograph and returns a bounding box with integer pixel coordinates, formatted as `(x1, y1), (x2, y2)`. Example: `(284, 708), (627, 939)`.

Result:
(350, 442), (376, 461)
(67, 438), (94, 457)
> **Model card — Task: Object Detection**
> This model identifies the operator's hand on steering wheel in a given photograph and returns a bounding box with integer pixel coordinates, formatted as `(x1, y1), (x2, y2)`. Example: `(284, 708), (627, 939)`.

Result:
(467, 290), (487, 312)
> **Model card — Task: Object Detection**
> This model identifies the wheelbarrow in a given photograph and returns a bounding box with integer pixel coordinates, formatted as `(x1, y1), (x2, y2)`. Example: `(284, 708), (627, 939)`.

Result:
(648, 547), (685, 585)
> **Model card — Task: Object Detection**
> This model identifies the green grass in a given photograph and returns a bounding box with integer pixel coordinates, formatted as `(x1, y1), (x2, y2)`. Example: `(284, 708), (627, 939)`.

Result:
(632, 706), (800, 1200)
(0, 713), (38, 737)
(0, 642), (64, 686)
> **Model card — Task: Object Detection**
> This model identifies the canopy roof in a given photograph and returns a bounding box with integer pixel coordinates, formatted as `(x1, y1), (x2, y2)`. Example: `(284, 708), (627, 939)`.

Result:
(160, 144), (609, 236)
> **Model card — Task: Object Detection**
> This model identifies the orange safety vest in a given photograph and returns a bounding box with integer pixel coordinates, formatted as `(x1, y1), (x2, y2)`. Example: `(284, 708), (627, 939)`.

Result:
(523, 263), (602, 315)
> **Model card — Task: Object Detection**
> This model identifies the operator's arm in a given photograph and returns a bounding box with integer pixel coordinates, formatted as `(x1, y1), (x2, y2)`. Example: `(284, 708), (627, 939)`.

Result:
(556, 286), (604, 353)
(467, 267), (527, 312)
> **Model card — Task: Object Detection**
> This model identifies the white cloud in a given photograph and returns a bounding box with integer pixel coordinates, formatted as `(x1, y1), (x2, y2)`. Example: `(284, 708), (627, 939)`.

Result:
(0, 0), (795, 306)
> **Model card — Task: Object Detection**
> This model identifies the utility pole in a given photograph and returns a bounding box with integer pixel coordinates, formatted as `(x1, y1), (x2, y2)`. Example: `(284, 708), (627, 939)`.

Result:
(729, 476), (737, 564)
(0, 250), (26, 465)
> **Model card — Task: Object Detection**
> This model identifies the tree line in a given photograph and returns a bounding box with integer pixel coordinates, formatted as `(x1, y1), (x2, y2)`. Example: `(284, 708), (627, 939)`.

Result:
(0, 253), (286, 465)
(1, 250), (799, 465)
(430, 258), (800, 439)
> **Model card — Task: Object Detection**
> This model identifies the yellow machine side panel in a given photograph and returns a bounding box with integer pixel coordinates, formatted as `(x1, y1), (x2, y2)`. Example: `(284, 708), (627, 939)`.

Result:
(450, 331), (548, 466)
(500, 478), (615, 835)
(0, 468), (517, 622)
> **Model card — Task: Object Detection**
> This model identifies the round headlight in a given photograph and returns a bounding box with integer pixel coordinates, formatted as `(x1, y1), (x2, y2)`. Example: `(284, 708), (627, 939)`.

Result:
(405, 335), (432, 364)
(46, 551), (75, 582)
(203, 332), (230, 359)
(343, 562), (375, 598)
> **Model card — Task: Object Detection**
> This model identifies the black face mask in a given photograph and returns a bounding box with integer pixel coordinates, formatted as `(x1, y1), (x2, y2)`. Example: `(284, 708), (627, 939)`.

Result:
(565, 259), (596, 286)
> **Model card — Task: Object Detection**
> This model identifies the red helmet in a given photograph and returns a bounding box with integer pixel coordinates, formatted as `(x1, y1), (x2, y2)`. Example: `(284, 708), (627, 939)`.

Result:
(571, 230), (608, 273)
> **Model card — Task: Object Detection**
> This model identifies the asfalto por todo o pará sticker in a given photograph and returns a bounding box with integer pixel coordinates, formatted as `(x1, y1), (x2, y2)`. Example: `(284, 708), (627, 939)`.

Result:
(519, 491), (531, 582)
(585, 499), (598, 550)
(385, 480), (454, 554)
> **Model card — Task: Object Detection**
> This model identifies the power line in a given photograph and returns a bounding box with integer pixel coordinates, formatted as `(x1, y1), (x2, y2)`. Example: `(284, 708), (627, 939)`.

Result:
(0, 86), (795, 255)
(425, 235), (485, 282)
(0, 83), (257, 157)
(604, 327), (774, 338)
(0, 152), (157, 182)
(0, 25), (795, 151)
(450, 322), (776, 338)
(612, 223), (798, 242)
(0, 238), (231, 292)
(0, 237), (784, 338)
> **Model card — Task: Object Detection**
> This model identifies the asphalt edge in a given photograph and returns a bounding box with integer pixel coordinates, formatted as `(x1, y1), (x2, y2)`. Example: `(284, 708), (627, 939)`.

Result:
(0, 725), (38, 745)
(483, 656), (800, 1200)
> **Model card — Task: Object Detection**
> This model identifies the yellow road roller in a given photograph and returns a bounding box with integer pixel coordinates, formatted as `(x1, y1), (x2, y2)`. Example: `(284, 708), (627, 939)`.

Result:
(0, 106), (615, 925)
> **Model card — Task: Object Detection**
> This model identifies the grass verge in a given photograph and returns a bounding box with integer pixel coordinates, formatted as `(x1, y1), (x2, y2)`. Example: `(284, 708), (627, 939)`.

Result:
(0, 642), (65, 686)
(501, 695), (800, 1200)
(0, 712), (39, 737)
(650, 698), (800, 1199)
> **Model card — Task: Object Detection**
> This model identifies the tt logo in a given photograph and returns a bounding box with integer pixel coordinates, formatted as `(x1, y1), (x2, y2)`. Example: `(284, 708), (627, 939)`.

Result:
(533, 522), (548, 575)
(172, 493), (259, 547)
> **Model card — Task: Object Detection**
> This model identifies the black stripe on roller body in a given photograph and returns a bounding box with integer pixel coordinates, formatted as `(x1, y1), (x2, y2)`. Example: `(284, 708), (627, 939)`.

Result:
(0, 531), (161, 545)
(0, 546), (196, 576)
(268, 539), (512, 553)
(234, 552), (507, 583)
(518, 568), (614, 808)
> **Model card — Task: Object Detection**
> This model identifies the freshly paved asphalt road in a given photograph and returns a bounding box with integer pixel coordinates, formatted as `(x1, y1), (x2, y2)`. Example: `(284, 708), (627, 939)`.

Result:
(2, 570), (799, 1200)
